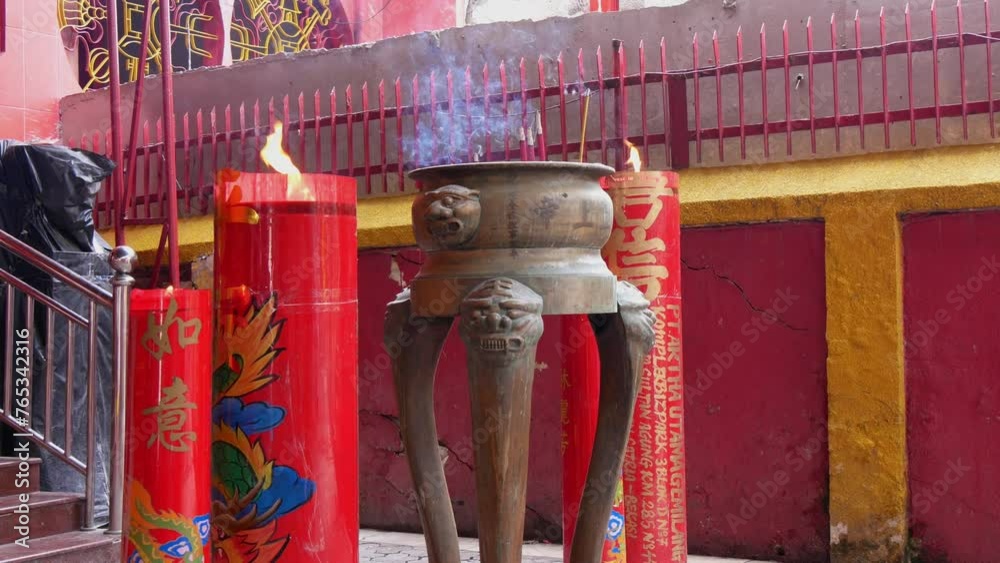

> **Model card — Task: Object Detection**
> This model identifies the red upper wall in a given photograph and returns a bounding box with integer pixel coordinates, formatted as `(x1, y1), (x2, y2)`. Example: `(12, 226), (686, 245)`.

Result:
(364, 0), (458, 42)
(0, 0), (80, 140)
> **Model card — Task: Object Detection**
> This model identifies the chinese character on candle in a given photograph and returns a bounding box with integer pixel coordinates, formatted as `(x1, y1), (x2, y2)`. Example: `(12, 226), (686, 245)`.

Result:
(140, 297), (203, 360)
(143, 377), (198, 453)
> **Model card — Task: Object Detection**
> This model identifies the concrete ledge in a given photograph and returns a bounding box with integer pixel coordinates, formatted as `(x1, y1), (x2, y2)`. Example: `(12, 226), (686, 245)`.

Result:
(102, 193), (419, 264)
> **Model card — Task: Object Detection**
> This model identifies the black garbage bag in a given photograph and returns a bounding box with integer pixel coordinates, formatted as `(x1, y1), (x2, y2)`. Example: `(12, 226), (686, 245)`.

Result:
(0, 143), (114, 256)
(0, 142), (116, 524)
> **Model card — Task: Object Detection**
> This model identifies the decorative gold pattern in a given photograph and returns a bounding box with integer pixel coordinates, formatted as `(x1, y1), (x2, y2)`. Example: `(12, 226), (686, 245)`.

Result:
(59, 0), (225, 91)
(230, 0), (353, 63)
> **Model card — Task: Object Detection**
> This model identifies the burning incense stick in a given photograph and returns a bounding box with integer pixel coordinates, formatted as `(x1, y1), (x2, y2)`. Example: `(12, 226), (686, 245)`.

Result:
(536, 112), (547, 161)
(579, 89), (591, 163)
(526, 125), (536, 161)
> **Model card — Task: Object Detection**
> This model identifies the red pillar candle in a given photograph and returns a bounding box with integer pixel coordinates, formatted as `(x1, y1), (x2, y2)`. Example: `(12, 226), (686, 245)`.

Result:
(603, 170), (687, 563)
(124, 288), (213, 562)
(213, 170), (359, 562)
(561, 315), (629, 562)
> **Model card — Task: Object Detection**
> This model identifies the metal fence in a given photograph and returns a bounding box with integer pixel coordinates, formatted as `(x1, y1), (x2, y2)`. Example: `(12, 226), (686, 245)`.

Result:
(79, 1), (999, 229)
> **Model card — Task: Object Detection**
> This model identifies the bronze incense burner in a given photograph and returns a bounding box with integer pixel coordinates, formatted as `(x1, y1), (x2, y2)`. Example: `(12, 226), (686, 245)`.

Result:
(385, 162), (655, 563)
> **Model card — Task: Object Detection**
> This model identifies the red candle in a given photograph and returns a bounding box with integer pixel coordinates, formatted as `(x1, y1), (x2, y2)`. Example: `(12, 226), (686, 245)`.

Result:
(124, 289), (213, 562)
(213, 170), (359, 562)
(603, 169), (687, 563)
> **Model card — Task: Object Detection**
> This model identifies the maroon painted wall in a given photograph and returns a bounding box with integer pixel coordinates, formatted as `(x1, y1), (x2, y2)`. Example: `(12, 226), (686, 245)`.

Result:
(904, 210), (1000, 563)
(357, 221), (830, 559)
(683, 222), (830, 563)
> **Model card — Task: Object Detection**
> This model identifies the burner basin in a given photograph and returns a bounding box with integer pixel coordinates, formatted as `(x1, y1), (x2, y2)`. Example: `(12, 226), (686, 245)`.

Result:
(408, 161), (618, 317)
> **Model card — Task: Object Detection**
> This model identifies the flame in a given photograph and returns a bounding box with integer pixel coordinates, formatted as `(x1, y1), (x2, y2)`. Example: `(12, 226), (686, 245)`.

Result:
(625, 140), (642, 172)
(260, 121), (314, 200)
(261, 121), (300, 175)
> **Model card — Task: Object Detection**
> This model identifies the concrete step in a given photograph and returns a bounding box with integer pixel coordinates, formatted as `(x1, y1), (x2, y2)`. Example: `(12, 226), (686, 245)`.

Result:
(0, 492), (84, 544)
(0, 458), (40, 495)
(0, 530), (120, 562)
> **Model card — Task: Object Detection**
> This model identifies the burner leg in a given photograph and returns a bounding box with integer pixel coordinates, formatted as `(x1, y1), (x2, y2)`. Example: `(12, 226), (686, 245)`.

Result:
(459, 278), (545, 563)
(570, 282), (656, 563)
(385, 288), (460, 563)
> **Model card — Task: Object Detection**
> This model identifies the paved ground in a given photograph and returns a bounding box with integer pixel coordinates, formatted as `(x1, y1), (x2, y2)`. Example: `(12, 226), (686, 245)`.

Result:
(359, 530), (773, 563)
(360, 530), (561, 563)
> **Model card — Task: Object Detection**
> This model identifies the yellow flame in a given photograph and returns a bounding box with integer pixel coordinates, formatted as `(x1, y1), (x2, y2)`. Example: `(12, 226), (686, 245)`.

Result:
(625, 140), (642, 173)
(261, 122), (300, 175)
(261, 121), (314, 200)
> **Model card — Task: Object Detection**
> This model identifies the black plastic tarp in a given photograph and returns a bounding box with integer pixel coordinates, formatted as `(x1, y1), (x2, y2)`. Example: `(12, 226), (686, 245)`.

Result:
(0, 141), (115, 524)
(0, 142), (112, 255)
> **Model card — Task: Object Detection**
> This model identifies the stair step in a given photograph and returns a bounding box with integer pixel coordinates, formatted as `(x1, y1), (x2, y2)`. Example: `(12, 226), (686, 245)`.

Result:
(0, 492), (85, 544)
(0, 530), (120, 562)
(0, 458), (40, 495)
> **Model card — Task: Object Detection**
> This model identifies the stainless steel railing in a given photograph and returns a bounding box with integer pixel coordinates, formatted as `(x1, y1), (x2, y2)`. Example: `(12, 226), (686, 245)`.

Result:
(0, 228), (135, 535)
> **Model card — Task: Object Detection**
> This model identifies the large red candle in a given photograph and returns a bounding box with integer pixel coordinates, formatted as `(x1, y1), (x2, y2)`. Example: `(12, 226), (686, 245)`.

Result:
(213, 170), (359, 562)
(603, 170), (687, 563)
(124, 289), (213, 562)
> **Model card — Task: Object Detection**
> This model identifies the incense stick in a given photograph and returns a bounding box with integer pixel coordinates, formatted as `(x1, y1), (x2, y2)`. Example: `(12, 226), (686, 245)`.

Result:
(536, 112), (547, 161)
(579, 90), (591, 163)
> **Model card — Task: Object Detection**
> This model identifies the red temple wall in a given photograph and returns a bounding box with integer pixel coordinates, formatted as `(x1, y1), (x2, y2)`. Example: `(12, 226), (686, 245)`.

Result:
(903, 209), (1000, 563)
(357, 221), (830, 561)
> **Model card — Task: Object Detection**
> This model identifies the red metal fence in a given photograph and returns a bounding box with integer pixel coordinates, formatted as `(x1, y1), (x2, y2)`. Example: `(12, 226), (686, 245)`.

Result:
(80, 1), (999, 230)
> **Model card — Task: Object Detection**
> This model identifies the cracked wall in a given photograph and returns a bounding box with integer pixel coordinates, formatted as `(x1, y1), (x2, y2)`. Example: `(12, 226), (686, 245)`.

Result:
(683, 222), (829, 562)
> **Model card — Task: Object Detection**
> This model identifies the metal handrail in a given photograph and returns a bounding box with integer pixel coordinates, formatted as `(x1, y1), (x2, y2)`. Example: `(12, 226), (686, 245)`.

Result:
(0, 230), (113, 307)
(0, 231), (135, 535)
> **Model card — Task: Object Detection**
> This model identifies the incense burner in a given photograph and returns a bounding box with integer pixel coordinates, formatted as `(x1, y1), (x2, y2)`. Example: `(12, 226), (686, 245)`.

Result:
(386, 161), (656, 563)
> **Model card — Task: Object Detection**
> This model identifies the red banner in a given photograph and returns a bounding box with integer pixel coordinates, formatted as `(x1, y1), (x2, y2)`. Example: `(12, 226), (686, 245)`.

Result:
(603, 171), (687, 563)
(124, 289), (213, 562)
(213, 171), (359, 562)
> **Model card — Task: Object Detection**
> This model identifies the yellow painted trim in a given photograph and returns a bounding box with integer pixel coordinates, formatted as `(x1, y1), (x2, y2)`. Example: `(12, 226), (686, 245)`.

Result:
(824, 203), (907, 561)
(101, 215), (215, 266)
(100, 195), (421, 264)
(357, 194), (417, 249)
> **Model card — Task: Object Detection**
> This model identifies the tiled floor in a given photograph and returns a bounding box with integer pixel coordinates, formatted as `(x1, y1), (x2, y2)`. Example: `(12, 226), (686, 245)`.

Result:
(359, 530), (773, 563)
